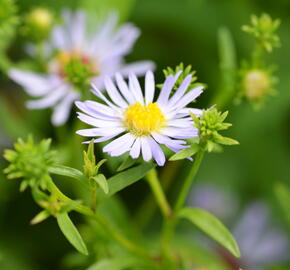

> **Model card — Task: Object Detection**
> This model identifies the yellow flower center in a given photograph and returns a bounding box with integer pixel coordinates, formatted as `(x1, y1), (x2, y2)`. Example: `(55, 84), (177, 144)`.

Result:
(124, 102), (165, 136)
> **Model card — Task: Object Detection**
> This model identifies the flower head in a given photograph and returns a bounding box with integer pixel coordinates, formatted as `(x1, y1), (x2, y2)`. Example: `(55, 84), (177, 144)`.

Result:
(76, 71), (204, 166)
(3, 136), (56, 191)
(9, 10), (154, 126)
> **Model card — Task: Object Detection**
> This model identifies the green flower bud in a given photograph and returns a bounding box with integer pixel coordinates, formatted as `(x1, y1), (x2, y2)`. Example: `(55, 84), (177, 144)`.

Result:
(243, 69), (270, 101)
(4, 136), (56, 191)
(23, 7), (53, 41)
(158, 62), (205, 92)
(192, 108), (239, 152)
(242, 13), (280, 53)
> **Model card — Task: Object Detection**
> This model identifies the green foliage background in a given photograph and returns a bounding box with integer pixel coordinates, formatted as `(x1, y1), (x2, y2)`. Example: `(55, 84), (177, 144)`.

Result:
(0, 0), (289, 269)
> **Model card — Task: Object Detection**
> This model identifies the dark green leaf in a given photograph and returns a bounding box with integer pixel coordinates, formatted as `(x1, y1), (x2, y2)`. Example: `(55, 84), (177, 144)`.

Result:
(108, 163), (155, 196)
(117, 156), (137, 171)
(57, 213), (88, 255)
(49, 165), (88, 187)
(178, 207), (240, 258)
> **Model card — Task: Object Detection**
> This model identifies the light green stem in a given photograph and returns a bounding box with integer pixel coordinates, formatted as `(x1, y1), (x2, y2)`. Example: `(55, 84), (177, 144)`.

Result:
(162, 150), (205, 250)
(174, 150), (204, 212)
(146, 168), (172, 220)
(47, 178), (151, 259)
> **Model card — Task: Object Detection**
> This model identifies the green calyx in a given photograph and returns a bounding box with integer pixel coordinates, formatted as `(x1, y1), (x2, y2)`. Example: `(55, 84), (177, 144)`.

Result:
(158, 62), (205, 92)
(242, 13), (281, 53)
(3, 136), (56, 191)
(191, 108), (239, 152)
(64, 57), (97, 92)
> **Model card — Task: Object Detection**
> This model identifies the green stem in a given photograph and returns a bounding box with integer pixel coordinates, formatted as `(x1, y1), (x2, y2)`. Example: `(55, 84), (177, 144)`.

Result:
(47, 177), (151, 259)
(146, 168), (172, 220)
(135, 161), (181, 228)
(161, 150), (205, 251)
(174, 150), (205, 212)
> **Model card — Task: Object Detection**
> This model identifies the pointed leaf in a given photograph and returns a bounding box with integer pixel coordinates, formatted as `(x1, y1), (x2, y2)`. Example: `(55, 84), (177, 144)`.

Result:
(117, 156), (136, 171)
(49, 165), (88, 186)
(170, 144), (199, 161)
(30, 210), (50, 225)
(57, 213), (88, 255)
(108, 163), (155, 196)
(178, 207), (240, 258)
(93, 174), (109, 194)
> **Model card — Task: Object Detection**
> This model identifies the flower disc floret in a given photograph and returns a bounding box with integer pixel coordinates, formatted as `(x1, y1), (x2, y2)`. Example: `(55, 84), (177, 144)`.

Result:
(124, 102), (165, 136)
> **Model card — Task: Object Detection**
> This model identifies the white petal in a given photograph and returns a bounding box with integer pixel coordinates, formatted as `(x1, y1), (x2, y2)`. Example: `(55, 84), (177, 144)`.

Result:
(141, 137), (152, 162)
(71, 10), (86, 48)
(91, 84), (119, 109)
(51, 91), (78, 126)
(27, 85), (68, 109)
(77, 112), (122, 128)
(168, 74), (192, 107)
(130, 138), (141, 159)
(171, 86), (204, 111)
(103, 133), (132, 153)
(129, 73), (144, 105)
(9, 69), (59, 97)
(148, 137), (165, 166)
(157, 70), (182, 105)
(145, 70), (155, 104)
(110, 134), (136, 156)
(77, 127), (125, 137)
(115, 73), (136, 104)
(104, 76), (128, 108)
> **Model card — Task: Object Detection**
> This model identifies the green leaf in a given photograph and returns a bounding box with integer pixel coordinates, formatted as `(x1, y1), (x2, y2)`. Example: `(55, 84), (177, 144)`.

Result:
(214, 134), (239, 145)
(30, 210), (50, 225)
(57, 213), (88, 255)
(49, 165), (88, 186)
(108, 163), (155, 196)
(169, 144), (199, 161)
(117, 156), (137, 171)
(93, 174), (109, 194)
(87, 258), (135, 270)
(274, 183), (290, 225)
(178, 207), (240, 258)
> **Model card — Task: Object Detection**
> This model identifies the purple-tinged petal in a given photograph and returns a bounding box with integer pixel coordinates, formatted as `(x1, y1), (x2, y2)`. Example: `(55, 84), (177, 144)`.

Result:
(148, 137), (165, 166)
(130, 138), (141, 159)
(145, 70), (155, 104)
(104, 76), (128, 108)
(141, 137), (152, 162)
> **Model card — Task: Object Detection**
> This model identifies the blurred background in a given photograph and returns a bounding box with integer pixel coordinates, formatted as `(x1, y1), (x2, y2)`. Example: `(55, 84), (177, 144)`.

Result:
(0, 0), (289, 269)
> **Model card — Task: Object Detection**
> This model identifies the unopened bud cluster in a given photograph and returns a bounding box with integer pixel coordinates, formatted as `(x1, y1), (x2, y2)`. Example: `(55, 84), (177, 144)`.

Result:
(4, 136), (56, 191)
(192, 108), (238, 152)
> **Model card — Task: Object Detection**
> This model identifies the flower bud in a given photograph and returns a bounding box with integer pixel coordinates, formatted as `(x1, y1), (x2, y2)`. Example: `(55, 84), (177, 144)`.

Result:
(243, 69), (270, 101)
(24, 7), (53, 41)
(4, 136), (56, 191)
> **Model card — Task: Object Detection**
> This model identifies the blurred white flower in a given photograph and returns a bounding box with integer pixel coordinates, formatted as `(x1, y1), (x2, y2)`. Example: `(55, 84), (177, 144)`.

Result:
(190, 184), (290, 270)
(9, 10), (154, 126)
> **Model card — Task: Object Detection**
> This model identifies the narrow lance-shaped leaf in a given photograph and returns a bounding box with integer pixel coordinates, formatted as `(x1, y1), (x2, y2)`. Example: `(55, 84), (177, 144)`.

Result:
(57, 213), (88, 255)
(108, 163), (155, 196)
(49, 165), (89, 187)
(178, 207), (240, 258)
(170, 144), (199, 161)
(93, 174), (109, 194)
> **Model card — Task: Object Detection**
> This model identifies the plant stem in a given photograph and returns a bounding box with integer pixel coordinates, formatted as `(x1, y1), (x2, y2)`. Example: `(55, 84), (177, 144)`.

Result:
(161, 150), (205, 251)
(146, 168), (172, 220)
(174, 150), (204, 212)
(47, 177), (151, 260)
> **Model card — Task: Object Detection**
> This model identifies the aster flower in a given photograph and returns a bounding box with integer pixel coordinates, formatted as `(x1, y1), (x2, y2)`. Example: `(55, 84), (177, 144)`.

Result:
(76, 70), (204, 166)
(9, 10), (154, 126)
